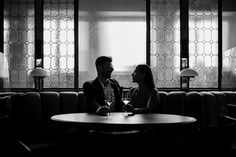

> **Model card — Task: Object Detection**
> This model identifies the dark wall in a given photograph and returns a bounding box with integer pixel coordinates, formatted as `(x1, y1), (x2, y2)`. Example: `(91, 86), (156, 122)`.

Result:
(223, 0), (236, 11)
(79, 0), (146, 11)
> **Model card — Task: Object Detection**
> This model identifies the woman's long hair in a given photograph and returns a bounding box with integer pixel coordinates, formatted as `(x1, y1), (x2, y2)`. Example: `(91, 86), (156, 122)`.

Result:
(136, 64), (155, 89)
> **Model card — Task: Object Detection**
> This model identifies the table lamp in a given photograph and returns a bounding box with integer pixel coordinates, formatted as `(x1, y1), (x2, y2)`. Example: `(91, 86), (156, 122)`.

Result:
(30, 67), (48, 92)
(179, 68), (198, 90)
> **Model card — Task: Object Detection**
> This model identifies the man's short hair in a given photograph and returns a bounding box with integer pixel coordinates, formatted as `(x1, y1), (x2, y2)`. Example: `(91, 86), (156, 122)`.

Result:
(95, 56), (112, 67)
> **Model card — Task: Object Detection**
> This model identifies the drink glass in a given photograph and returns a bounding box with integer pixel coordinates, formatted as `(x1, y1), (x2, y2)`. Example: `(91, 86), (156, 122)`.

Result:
(105, 99), (112, 116)
(104, 88), (114, 116)
(122, 90), (131, 116)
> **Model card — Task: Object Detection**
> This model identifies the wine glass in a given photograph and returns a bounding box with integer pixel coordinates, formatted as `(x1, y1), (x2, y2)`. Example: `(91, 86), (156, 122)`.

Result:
(122, 90), (131, 116)
(105, 99), (112, 116)
(104, 88), (114, 116)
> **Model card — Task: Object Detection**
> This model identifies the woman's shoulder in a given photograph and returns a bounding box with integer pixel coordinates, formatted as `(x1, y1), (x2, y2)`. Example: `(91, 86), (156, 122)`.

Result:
(150, 88), (160, 99)
(152, 88), (159, 94)
(153, 88), (159, 92)
(129, 86), (138, 95)
(130, 86), (138, 92)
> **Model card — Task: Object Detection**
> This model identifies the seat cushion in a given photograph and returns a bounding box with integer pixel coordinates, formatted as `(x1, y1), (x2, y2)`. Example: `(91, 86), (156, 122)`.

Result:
(226, 104), (236, 119)
(0, 96), (11, 117)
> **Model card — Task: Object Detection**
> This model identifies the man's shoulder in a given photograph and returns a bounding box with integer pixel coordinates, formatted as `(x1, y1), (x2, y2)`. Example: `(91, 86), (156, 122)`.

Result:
(83, 80), (94, 85)
(83, 79), (98, 88)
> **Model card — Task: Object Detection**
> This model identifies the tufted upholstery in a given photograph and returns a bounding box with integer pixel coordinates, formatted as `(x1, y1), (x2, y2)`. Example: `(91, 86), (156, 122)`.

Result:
(40, 92), (60, 129)
(184, 91), (204, 127)
(1, 91), (87, 157)
(9, 92), (86, 140)
(2, 90), (236, 130)
(165, 91), (186, 115)
(1, 90), (236, 155)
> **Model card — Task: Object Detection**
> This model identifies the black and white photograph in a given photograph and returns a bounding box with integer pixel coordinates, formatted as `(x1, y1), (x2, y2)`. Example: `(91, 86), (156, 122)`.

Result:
(1, 0), (236, 156)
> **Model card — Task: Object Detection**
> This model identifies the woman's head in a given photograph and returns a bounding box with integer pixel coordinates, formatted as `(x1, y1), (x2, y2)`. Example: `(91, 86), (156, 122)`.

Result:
(132, 64), (155, 89)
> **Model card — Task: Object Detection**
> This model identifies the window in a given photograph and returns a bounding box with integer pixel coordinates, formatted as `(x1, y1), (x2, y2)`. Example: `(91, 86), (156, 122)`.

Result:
(150, 0), (180, 88)
(222, 0), (236, 88)
(3, 0), (35, 88)
(43, 0), (75, 88)
(78, 0), (146, 88)
(188, 0), (218, 88)
(3, 0), (236, 90)
(150, 0), (218, 89)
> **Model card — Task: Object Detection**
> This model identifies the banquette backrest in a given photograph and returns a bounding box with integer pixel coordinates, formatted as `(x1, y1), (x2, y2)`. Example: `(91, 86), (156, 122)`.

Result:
(157, 91), (225, 128)
(163, 91), (236, 126)
(1, 90), (236, 155)
(8, 91), (86, 141)
(1, 91), (236, 139)
(2, 90), (236, 130)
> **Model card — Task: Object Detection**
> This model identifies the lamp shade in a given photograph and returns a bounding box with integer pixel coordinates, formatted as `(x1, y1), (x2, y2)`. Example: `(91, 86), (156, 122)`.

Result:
(30, 67), (48, 77)
(179, 68), (198, 77)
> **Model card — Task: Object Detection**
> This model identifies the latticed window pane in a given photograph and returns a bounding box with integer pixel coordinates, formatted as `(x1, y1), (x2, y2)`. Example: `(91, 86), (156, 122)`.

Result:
(4, 0), (35, 88)
(150, 0), (181, 88)
(43, 0), (74, 88)
(189, 0), (218, 88)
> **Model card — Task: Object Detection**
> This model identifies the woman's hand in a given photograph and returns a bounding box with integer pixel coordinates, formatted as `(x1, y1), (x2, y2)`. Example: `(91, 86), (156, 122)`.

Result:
(123, 104), (134, 113)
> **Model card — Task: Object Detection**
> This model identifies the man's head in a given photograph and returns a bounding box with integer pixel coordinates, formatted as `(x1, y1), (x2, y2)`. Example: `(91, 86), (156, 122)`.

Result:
(95, 56), (114, 79)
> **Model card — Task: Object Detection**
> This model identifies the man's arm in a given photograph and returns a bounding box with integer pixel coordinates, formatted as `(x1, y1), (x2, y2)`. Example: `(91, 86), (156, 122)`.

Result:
(83, 81), (100, 113)
(83, 81), (109, 115)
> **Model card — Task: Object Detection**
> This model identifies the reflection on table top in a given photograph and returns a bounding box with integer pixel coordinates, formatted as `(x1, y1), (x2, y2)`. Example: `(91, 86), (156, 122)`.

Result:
(51, 112), (196, 130)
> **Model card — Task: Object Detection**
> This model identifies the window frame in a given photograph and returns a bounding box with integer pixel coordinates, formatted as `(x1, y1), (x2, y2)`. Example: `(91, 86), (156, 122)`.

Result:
(0, 0), (230, 92)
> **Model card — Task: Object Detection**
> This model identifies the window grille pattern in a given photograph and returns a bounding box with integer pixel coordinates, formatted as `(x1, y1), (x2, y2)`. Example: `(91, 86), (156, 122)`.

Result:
(4, 0), (35, 88)
(43, 0), (74, 88)
(189, 0), (218, 88)
(150, 0), (181, 88)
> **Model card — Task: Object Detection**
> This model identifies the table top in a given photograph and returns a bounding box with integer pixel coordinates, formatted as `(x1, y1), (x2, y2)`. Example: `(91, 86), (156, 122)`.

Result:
(51, 112), (197, 131)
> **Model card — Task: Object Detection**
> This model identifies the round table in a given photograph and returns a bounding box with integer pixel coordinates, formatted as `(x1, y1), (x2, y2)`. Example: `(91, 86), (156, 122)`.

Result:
(51, 112), (197, 131)
(51, 113), (197, 155)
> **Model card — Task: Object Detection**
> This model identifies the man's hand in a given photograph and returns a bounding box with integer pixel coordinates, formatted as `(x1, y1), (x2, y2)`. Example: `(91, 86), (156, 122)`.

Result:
(96, 106), (110, 116)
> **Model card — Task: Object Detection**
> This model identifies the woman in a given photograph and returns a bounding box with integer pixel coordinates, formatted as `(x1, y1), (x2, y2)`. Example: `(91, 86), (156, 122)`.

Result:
(123, 64), (159, 114)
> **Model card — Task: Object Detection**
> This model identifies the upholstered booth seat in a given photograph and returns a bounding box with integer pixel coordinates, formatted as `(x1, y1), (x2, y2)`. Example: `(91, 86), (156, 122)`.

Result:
(4, 91), (87, 157)
(1, 90), (236, 156)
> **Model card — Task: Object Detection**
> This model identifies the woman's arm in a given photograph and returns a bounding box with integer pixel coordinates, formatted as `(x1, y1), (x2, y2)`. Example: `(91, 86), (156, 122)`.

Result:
(133, 89), (159, 114)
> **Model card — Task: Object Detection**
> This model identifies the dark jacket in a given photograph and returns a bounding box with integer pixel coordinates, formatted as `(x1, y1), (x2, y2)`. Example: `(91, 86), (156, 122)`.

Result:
(83, 78), (124, 113)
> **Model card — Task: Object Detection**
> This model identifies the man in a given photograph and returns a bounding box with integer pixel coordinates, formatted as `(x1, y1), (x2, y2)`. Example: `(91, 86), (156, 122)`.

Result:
(83, 56), (124, 116)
